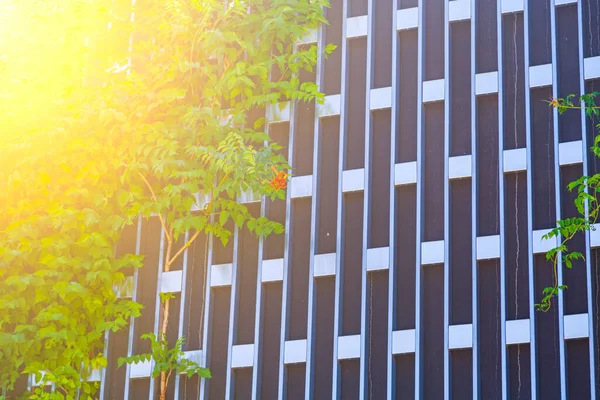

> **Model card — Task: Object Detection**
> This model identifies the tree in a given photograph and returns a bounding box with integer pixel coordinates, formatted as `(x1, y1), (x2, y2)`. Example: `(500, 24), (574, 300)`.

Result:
(538, 93), (600, 312)
(0, 0), (332, 398)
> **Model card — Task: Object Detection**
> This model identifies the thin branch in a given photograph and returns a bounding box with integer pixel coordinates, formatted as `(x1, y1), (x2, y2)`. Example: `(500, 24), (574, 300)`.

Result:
(138, 172), (172, 244)
(168, 230), (202, 268)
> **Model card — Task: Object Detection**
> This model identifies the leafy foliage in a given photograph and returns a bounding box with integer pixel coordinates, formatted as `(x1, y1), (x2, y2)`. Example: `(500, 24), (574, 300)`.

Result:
(0, 0), (331, 398)
(537, 93), (600, 312)
(117, 334), (211, 379)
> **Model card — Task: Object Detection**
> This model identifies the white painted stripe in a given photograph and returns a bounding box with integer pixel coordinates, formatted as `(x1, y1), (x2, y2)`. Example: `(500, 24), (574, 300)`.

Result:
(501, 0), (524, 14)
(529, 64), (553, 88)
(262, 258), (284, 282)
(449, 0), (471, 22)
(337, 335), (361, 359)
(397, 8), (419, 30)
(370, 86), (393, 110)
(421, 240), (445, 265)
(392, 329), (416, 354)
(584, 56), (600, 80)
(314, 253), (336, 277)
(290, 175), (313, 198)
(266, 102), (291, 123)
(591, 223), (600, 247)
(394, 161), (418, 185)
(284, 339), (307, 364)
(564, 313), (589, 340)
(239, 190), (261, 204)
(366, 246), (390, 271)
(503, 148), (527, 172)
(129, 360), (152, 379)
(211, 263), (233, 287)
(115, 275), (135, 298)
(558, 140), (583, 166)
(449, 324), (473, 349)
(532, 229), (557, 254)
(475, 71), (499, 95)
(231, 344), (254, 368)
(449, 155), (472, 179)
(476, 235), (501, 260)
(423, 79), (445, 103)
(506, 319), (530, 345)
(160, 270), (183, 293)
(347, 15), (368, 38)
(316, 94), (342, 117)
(297, 29), (318, 45)
(342, 168), (365, 192)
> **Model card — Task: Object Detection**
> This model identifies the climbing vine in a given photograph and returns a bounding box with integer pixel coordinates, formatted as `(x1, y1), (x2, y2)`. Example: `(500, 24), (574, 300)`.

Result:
(537, 93), (600, 312)
(0, 0), (332, 398)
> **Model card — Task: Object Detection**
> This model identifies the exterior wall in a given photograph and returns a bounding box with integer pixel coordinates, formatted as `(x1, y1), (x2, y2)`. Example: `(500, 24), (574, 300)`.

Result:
(100, 0), (600, 399)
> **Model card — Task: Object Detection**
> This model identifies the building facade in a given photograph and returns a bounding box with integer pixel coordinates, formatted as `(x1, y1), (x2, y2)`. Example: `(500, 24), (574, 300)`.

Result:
(100, 0), (600, 399)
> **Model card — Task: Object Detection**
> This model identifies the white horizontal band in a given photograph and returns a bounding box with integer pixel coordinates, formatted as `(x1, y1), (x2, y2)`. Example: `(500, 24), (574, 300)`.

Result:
(262, 258), (284, 282)
(290, 175), (313, 198)
(284, 339), (307, 364)
(366, 246), (390, 271)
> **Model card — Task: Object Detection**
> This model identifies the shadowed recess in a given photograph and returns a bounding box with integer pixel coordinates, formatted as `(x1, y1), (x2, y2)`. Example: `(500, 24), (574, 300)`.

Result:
(342, 192), (364, 335)
(130, 378), (150, 400)
(184, 228), (208, 351)
(373, 0), (393, 89)
(528, 0), (551, 66)
(422, 264), (444, 400)
(233, 368), (252, 400)
(317, 116), (340, 254)
(323, 0), (343, 96)
(557, 5), (582, 143)
(534, 255), (561, 400)
(592, 249), (600, 394)
(395, 184), (416, 330)
(286, 364), (306, 400)
(583, 0), (600, 57)
(479, 260), (502, 400)
(567, 340), (591, 399)
(451, 178), (472, 325)
(235, 203), (261, 345)
(450, 21), (471, 157)
(561, 165), (588, 315)
(260, 283), (282, 400)
(502, 13), (526, 150)
(264, 119), (288, 259)
(508, 344), (532, 400)
(294, 49), (316, 177)
(207, 287), (231, 400)
(367, 270), (388, 400)
(341, 359), (360, 400)
(396, 30), (418, 163)
(313, 277), (335, 399)
(505, 172), (530, 320)
(477, 95), (500, 236)
(423, 102), (445, 242)
(451, 349), (473, 398)
(395, 354), (416, 399)
(288, 198), (311, 340)
(369, 110), (391, 249)
(349, 0), (367, 18)
(531, 87), (556, 230)
(133, 217), (161, 355)
(424, 0), (444, 81)
(476, 0), (498, 73)
(346, 38), (367, 170)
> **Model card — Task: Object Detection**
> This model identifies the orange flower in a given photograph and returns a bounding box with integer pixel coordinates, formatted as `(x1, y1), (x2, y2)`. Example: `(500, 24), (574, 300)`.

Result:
(549, 97), (559, 108)
(269, 165), (288, 190)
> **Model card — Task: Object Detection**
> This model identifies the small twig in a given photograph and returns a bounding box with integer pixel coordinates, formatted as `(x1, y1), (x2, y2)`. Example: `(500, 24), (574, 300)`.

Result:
(138, 172), (172, 244)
